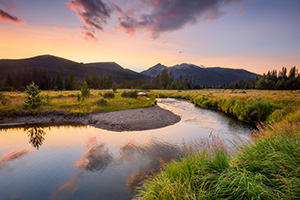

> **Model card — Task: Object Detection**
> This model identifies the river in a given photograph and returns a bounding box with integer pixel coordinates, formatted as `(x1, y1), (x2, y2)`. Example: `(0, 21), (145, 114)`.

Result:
(0, 99), (252, 200)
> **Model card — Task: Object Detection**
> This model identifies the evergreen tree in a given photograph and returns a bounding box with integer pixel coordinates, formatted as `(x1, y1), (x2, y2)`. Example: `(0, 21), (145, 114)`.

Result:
(103, 76), (107, 89)
(107, 75), (112, 89)
(5, 72), (13, 87)
(169, 70), (174, 84)
(160, 69), (169, 89)
(55, 72), (63, 90)
(64, 76), (72, 90)
(49, 77), (56, 90)
(24, 82), (43, 108)
(84, 73), (91, 88)
(289, 66), (297, 79)
(91, 74), (99, 89)
(40, 70), (50, 90)
(179, 74), (183, 82)
(81, 81), (90, 97)
(99, 78), (104, 89)
(112, 82), (117, 92)
(69, 73), (76, 90)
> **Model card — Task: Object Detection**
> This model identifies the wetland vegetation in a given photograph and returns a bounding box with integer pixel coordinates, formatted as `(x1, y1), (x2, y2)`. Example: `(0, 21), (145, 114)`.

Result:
(134, 90), (300, 199)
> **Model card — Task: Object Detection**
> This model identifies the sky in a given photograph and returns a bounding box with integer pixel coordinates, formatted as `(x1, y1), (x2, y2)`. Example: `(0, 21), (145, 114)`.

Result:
(0, 0), (299, 74)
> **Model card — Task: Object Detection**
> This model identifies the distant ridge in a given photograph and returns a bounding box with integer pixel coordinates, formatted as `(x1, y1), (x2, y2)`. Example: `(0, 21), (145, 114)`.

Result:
(0, 55), (150, 83)
(141, 63), (261, 87)
(0, 55), (260, 87)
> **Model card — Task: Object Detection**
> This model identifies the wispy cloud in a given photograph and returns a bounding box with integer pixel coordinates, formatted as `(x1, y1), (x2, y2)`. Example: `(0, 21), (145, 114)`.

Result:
(67, 0), (243, 39)
(118, 0), (243, 38)
(0, 8), (24, 24)
(66, 0), (113, 40)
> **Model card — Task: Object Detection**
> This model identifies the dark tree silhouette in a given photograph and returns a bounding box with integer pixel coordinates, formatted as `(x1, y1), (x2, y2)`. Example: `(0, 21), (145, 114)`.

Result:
(26, 127), (46, 150)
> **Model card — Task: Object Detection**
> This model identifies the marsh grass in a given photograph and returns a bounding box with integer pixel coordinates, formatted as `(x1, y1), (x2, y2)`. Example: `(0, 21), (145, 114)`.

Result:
(136, 89), (300, 200)
(149, 89), (299, 124)
(0, 90), (156, 118)
(135, 120), (300, 199)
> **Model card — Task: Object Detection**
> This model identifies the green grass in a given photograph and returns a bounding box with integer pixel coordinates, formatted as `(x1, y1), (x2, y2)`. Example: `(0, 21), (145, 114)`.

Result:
(0, 90), (156, 118)
(148, 90), (300, 124)
(135, 90), (300, 200)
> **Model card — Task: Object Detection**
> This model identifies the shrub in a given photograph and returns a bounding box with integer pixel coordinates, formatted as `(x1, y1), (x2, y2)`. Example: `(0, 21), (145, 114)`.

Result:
(0, 93), (10, 105)
(76, 93), (81, 102)
(121, 91), (138, 98)
(103, 92), (115, 99)
(95, 99), (107, 106)
(24, 82), (43, 109)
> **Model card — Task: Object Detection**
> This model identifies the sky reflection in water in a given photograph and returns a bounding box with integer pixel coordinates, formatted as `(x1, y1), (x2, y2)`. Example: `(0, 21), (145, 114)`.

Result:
(0, 99), (251, 200)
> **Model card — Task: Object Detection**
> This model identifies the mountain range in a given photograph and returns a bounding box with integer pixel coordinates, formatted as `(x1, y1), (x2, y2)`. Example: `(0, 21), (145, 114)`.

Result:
(0, 55), (260, 86)
(141, 63), (260, 86)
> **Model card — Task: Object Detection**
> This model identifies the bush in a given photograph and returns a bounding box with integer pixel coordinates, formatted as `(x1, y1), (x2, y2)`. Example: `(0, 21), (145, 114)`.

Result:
(24, 82), (43, 109)
(95, 99), (107, 106)
(76, 93), (81, 102)
(103, 92), (115, 99)
(121, 91), (138, 98)
(0, 93), (10, 105)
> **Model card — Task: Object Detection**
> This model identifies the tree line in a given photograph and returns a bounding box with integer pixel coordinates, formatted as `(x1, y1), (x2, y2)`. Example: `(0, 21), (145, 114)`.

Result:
(119, 69), (202, 90)
(1, 66), (299, 91)
(0, 67), (116, 91)
(222, 66), (300, 90)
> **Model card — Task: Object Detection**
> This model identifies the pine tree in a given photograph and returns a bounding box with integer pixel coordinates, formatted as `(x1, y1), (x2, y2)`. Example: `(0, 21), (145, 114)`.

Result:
(69, 73), (76, 90)
(84, 73), (91, 88)
(55, 72), (63, 90)
(107, 75), (112, 89)
(81, 81), (90, 97)
(40, 70), (50, 90)
(91, 74), (99, 89)
(160, 69), (169, 89)
(24, 82), (43, 108)
(112, 82), (117, 93)
(5, 72), (13, 87)
(65, 76), (71, 90)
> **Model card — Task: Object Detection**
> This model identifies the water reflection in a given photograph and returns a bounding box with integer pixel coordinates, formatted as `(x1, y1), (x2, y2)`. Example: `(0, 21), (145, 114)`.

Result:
(0, 99), (252, 200)
(74, 137), (112, 172)
(119, 139), (183, 192)
(50, 172), (83, 200)
(0, 149), (31, 170)
(25, 127), (46, 150)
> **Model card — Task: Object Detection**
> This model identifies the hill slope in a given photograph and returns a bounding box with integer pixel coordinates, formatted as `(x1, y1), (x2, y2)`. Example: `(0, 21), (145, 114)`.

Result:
(141, 63), (260, 87)
(0, 55), (150, 83)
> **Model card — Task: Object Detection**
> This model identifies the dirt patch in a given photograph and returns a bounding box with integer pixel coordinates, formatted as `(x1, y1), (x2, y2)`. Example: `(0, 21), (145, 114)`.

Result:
(0, 106), (181, 132)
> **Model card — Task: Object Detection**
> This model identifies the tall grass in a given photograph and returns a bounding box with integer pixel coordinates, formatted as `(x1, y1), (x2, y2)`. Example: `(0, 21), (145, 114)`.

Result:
(135, 90), (300, 200)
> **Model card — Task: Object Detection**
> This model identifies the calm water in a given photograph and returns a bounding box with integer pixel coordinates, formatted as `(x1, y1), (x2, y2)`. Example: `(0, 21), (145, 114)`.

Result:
(0, 99), (252, 200)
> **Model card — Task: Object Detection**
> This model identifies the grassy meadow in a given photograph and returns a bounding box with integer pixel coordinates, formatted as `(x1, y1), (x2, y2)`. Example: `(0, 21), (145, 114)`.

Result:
(0, 90), (156, 118)
(135, 89), (300, 200)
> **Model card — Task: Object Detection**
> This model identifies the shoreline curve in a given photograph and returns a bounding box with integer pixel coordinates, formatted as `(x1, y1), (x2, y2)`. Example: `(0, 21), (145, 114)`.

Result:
(0, 105), (181, 132)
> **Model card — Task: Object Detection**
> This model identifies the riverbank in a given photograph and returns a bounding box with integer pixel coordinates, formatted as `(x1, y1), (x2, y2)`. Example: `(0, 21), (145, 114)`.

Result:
(135, 90), (300, 200)
(0, 105), (181, 131)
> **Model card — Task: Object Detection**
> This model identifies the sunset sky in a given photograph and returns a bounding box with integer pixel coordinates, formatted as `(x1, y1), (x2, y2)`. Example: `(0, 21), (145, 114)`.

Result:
(0, 0), (299, 74)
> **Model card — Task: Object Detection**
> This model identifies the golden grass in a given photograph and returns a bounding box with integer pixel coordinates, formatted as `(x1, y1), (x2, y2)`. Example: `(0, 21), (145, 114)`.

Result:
(0, 90), (156, 118)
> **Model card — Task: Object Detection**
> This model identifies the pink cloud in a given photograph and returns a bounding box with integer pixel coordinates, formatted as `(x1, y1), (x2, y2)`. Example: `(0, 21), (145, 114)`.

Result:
(0, 149), (31, 169)
(237, 8), (244, 17)
(0, 8), (25, 24)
